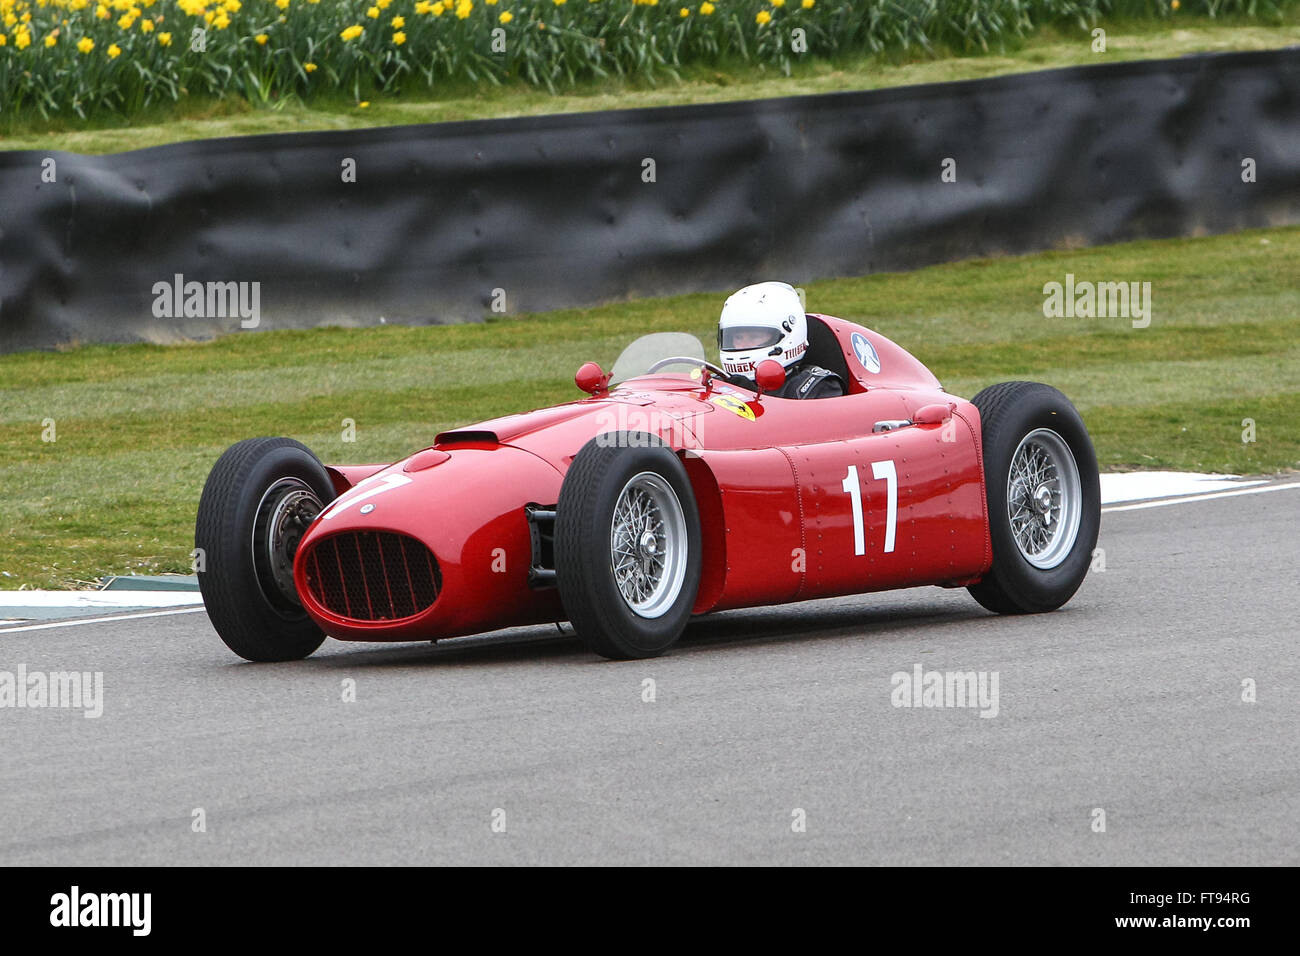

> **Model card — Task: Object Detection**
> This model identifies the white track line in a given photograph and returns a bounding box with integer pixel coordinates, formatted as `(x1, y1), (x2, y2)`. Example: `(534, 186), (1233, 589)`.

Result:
(3, 482), (1296, 633)
(1102, 481), (1300, 513)
(0, 606), (206, 634)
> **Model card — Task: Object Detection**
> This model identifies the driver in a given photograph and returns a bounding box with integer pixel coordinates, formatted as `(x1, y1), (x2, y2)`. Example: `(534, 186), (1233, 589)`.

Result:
(717, 281), (845, 399)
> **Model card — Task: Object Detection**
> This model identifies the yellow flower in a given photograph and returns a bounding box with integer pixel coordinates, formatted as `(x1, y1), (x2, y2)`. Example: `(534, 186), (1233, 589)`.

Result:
(304, 61), (316, 72)
(414, 0), (431, 12)
(1171, 0), (1180, 8)
(553, 0), (564, 5)
(0, 34), (7, 47)
(157, 30), (171, 44)
(431, 1), (444, 14)
(378, 0), (393, 7)
(94, 3), (108, 18)
(772, 0), (784, 6)
(140, 17), (153, 30)
(15, 30), (30, 49)
(699, 1), (713, 13)
(213, 10), (229, 27)
(358, 100), (370, 108)
(77, 35), (93, 52)
(756, 10), (770, 24)
(801, 0), (813, 7)
(455, 0), (471, 18)
(498, 9), (511, 22)
(391, 30), (404, 44)
(390, 14), (403, 26)
(486, 0), (497, 5)
(365, 5), (378, 17)
(340, 23), (363, 40)
(44, 33), (56, 47)
(116, 13), (133, 28)
(679, 5), (688, 15)
(255, 33), (267, 44)
(107, 41), (121, 57)
(276, 0), (289, 8)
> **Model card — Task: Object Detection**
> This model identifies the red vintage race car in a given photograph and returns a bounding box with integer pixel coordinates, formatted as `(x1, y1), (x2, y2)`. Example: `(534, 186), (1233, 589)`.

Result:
(195, 313), (1101, 662)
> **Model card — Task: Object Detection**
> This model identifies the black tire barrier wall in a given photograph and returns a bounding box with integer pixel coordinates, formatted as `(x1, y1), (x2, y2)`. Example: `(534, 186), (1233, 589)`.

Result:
(1, 48), (1298, 353)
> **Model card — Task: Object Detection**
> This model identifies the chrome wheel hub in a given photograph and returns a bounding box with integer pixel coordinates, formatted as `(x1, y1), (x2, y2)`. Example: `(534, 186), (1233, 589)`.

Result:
(254, 478), (324, 610)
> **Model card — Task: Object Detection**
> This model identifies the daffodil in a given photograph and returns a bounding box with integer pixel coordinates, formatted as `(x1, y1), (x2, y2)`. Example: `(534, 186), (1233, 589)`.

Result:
(157, 30), (171, 44)
(107, 41), (121, 57)
(699, 1), (714, 14)
(77, 35), (93, 52)
(390, 14), (403, 26)
(365, 5), (378, 18)
(304, 61), (316, 72)
(255, 33), (267, 44)
(391, 30), (404, 44)
(340, 23), (363, 40)
(44, 32), (56, 47)
(498, 9), (511, 22)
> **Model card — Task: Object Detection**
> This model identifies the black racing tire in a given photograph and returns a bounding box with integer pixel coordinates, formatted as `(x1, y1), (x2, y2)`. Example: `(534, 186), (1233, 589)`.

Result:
(554, 433), (702, 660)
(195, 438), (335, 662)
(967, 382), (1101, 615)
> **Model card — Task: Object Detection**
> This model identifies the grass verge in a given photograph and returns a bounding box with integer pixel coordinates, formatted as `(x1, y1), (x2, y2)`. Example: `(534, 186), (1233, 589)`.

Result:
(2, 224), (1297, 588)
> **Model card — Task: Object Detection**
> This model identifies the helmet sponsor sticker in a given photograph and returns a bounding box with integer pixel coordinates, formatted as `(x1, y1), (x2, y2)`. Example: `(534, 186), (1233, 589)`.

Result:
(851, 332), (881, 374)
(709, 394), (756, 421)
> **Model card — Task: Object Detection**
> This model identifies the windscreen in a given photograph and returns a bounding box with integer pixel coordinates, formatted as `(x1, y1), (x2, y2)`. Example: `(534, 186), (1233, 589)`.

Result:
(609, 332), (708, 384)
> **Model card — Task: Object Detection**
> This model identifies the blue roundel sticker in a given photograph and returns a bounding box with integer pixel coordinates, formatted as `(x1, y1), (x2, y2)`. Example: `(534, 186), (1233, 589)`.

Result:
(851, 332), (881, 374)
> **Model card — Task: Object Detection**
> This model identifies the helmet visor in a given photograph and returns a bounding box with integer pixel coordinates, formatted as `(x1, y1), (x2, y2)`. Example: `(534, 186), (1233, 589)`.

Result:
(719, 326), (783, 352)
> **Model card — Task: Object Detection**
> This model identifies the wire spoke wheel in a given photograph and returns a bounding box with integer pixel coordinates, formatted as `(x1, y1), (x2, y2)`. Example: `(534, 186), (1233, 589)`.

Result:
(609, 471), (688, 619)
(1006, 427), (1082, 570)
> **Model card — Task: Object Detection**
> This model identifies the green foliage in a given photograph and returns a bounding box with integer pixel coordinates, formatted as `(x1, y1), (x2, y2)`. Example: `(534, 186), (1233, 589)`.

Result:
(2, 0), (1293, 123)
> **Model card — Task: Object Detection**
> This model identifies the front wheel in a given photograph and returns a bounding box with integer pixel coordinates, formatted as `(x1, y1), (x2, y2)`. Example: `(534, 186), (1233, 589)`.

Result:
(967, 382), (1101, 614)
(195, 437), (335, 662)
(554, 433), (702, 660)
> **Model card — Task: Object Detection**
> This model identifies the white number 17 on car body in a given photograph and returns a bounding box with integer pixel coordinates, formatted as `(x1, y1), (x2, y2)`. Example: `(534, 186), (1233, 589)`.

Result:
(841, 461), (897, 556)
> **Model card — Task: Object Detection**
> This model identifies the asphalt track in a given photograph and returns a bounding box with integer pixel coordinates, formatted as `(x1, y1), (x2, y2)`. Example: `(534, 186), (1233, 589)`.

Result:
(2, 480), (1297, 866)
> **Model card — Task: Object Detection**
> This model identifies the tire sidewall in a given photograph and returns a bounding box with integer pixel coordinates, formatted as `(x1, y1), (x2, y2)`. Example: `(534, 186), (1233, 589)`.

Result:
(981, 388), (1101, 612)
(558, 435), (703, 658)
(196, 439), (335, 660)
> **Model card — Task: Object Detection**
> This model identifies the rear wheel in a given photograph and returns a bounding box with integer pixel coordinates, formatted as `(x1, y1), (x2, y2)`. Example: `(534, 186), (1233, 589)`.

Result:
(554, 433), (702, 660)
(967, 382), (1100, 614)
(195, 438), (334, 662)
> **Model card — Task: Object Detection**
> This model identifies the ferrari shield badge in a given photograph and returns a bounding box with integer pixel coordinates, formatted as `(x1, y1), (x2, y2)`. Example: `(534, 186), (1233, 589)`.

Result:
(709, 393), (756, 421)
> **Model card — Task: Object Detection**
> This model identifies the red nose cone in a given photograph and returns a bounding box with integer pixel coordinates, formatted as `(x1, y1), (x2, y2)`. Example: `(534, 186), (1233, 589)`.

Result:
(575, 362), (608, 395)
(755, 359), (786, 393)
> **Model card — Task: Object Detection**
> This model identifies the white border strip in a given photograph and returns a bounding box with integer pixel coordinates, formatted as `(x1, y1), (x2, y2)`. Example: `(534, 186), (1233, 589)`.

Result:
(1102, 481), (1300, 513)
(0, 606), (206, 634)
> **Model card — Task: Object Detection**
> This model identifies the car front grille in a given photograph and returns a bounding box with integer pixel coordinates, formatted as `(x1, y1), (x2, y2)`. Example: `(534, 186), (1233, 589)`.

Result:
(301, 530), (440, 622)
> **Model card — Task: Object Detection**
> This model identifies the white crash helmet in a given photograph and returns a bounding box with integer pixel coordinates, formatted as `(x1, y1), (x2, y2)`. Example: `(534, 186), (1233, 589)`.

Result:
(717, 281), (808, 376)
